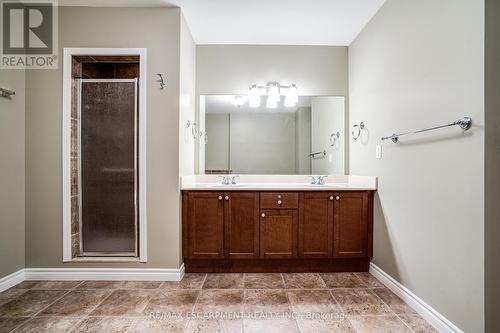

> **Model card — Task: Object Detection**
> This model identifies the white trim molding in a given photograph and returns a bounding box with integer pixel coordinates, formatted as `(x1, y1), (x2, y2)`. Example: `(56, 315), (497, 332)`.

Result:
(369, 263), (464, 333)
(0, 269), (26, 293)
(62, 48), (148, 263)
(25, 264), (184, 282)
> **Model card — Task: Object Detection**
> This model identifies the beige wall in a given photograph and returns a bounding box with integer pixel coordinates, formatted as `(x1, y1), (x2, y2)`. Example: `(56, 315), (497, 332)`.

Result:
(179, 14), (197, 176)
(485, 0), (500, 331)
(295, 107), (312, 174)
(26, 7), (184, 269)
(230, 112), (296, 174)
(349, 0), (484, 331)
(205, 113), (230, 170)
(0, 69), (25, 279)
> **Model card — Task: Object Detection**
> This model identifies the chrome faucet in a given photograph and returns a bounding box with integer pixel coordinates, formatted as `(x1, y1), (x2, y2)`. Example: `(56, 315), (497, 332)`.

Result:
(317, 175), (328, 185)
(220, 176), (231, 185)
(310, 176), (328, 185)
(220, 175), (239, 185)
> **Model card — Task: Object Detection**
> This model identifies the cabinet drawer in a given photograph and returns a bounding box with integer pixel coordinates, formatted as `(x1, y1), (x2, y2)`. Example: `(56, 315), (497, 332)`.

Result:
(260, 192), (298, 209)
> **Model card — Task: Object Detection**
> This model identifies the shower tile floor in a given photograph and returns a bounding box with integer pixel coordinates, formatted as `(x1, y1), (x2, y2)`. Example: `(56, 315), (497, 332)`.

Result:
(0, 272), (437, 333)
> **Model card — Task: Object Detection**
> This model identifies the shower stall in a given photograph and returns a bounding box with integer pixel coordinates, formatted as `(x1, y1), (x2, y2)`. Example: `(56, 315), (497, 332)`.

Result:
(76, 78), (139, 257)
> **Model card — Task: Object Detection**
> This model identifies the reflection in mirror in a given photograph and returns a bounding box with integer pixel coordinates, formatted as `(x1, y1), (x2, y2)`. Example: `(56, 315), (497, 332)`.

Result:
(199, 95), (345, 175)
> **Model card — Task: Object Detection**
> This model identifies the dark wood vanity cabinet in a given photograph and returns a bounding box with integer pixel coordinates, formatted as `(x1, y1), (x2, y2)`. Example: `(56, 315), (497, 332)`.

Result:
(224, 192), (260, 258)
(183, 191), (224, 258)
(299, 192), (334, 258)
(182, 190), (374, 272)
(260, 209), (298, 258)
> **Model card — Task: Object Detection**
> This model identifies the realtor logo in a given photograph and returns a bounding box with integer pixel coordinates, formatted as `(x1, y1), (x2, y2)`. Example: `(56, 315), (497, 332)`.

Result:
(1, 0), (58, 69)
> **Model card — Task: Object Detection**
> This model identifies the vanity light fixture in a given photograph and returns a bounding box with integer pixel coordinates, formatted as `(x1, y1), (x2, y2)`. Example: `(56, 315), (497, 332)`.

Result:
(247, 82), (298, 109)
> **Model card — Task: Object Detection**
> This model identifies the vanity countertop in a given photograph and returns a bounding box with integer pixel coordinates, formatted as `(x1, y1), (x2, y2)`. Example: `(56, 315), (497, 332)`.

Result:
(181, 175), (377, 191)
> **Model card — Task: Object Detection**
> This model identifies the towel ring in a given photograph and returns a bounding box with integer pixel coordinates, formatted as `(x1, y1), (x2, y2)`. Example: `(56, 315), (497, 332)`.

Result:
(330, 132), (340, 146)
(352, 122), (365, 140)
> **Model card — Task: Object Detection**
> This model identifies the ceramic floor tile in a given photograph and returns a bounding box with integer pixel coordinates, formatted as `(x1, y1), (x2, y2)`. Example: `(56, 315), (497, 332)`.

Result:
(90, 289), (153, 316)
(348, 315), (412, 333)
(127, 317), (188, 333)
(144, 289), (199, 315)
(331, 288), (391, 316)
(244, 319), (299, 333)
(296, 318), (355, 333)
(30, 281), (82, 290)
(39, 289), (111, 316)
(354, 273), (385, 288)
(161, 274), (206, 290)
(12, 316), (82, 333)
(202, 273), (244, 289)
(398, 314), (439, 333)
(372, 287), (417, 315)
(287, 290), (342, 316)
(283, 273), (326, 289)
(320, 273), (366, 288)
(13, 281), (41, 290)
(72, 316), (134, 333)
(117, 281), (162, 289)
(0, 290), (67, 317)
(185, 319), (243, 333)
(194, 289), (243, 313)
(0, 289), (28, 307)
(76, 281), (123, 290)
(243, 289), (290, 315)
(0, 317), (30, 333)
(244, 274), (285, 289)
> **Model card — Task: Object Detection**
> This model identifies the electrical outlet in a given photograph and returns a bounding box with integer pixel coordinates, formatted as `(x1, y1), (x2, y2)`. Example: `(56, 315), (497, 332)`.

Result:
(376, 145), (382, 159)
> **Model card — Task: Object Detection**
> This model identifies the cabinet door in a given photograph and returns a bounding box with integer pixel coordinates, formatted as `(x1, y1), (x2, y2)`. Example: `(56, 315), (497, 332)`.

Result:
(260, 209), (298, 258)
(333, 191), (369, 258)
(224, 192), (260, 258)
(299, 192), (333, 258)
(186, 191), (224, 258)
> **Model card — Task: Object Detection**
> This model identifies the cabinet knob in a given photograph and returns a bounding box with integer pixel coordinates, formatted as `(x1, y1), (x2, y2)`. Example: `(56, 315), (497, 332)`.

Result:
(277, 200), (282, 205)
(335, 196), (340, 201)
(330, 196), (334, 201)
(218, 196), (223, 201)
(277, 195), (282, 199)
(225, 196), (229, 201)
(261, 213), (266, 218)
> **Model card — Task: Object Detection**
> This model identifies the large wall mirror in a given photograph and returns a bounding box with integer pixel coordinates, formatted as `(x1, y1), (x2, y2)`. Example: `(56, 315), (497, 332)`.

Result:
(198, 95), (346, 175)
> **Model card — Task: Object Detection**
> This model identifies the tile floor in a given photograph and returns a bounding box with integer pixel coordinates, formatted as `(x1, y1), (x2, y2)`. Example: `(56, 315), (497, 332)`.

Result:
(0, 272), (438, 333)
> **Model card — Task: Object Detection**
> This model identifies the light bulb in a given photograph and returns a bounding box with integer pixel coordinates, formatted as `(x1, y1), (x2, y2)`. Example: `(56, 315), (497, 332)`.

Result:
(266, 95), (278, 109)
(267, 83), (280, 104)
(231, 95), (246, 107)
(284, 84), (298, 107)
(249, 85), (260, 108)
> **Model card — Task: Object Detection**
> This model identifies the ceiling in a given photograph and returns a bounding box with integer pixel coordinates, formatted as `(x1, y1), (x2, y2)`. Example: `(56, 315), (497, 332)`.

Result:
(60, 0), (386, 46)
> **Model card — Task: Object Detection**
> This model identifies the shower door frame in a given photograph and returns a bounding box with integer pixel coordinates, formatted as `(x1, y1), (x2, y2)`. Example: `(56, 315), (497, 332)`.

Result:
(62, 47), (148, 263)
(77, 78), (139, 257)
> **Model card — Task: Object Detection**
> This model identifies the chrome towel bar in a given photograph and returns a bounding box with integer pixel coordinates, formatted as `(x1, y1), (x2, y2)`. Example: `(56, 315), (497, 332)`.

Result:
(381, 117), (472, 143)
(309, 150), (326, 159)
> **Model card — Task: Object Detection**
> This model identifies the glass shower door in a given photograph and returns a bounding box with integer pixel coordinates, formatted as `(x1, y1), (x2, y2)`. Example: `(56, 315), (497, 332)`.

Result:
(77, 79), (138, 256)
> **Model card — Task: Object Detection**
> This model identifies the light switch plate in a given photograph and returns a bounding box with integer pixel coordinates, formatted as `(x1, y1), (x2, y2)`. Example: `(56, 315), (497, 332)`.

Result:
(376, 145), (382, 159)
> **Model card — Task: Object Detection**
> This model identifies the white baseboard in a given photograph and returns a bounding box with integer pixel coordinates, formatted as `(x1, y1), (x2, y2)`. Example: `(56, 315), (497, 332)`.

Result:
(0, 269), (26, 292)
(24, 264), (185, 282)
(369, 263), (463, 333)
